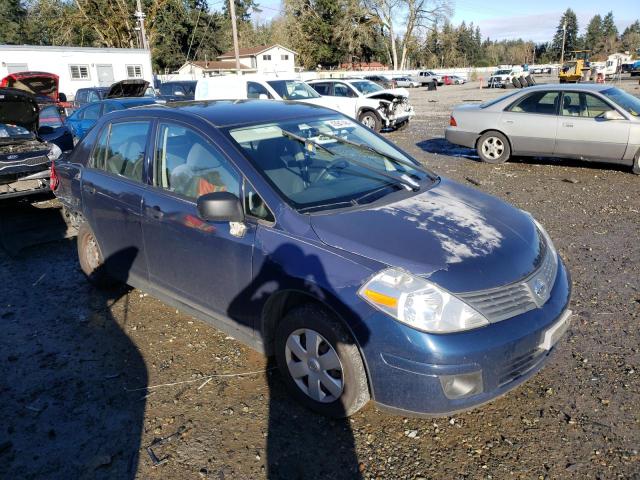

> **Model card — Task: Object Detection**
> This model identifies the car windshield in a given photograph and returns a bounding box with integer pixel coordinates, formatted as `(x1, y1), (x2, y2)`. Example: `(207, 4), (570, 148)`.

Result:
(601, 87), (640, 116)
(39, 105), (64, 128)
(350, 81), (383, 95)
(266, 80), (320, 100)
(494, 70), (511, 75)
(0, 123), (35, 141)
(228, 115), (434, 212)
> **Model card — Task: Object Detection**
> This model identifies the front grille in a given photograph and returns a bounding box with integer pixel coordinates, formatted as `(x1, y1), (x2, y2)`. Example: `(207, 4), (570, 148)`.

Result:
(498, 347), (547, 386)
(0, 155), (49, 171)
(459, 229), (558, 323)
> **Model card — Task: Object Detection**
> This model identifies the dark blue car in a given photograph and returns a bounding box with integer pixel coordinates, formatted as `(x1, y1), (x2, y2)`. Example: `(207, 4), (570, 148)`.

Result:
(52, 101), (572, 417)
(66, 97), (158, 141)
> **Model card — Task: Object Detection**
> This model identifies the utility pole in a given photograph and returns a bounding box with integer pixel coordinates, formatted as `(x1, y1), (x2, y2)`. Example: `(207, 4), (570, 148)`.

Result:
(228, 0), (241, 73)
(134, 0), (149, 50)
(560, 19), (567, 65)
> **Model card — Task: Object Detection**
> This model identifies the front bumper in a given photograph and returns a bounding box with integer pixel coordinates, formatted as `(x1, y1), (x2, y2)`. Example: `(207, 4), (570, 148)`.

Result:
(355, 258), (572, 416)
(383, 107), (415, 127)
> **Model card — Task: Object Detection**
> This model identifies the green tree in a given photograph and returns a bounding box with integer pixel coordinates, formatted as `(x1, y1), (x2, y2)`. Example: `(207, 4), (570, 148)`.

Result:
(621, 20), (640, 53)
(552, 8), (579, 61)
(601, 11), (618, 38)
(584, 15), (602, 51)
(0, 0), (27, 44)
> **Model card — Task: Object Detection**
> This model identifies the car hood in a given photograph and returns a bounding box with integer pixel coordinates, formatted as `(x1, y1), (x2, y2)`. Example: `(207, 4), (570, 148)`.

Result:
(106, 79), (150, 98)
(310, 178), (543, 293)
(0, 72), (59, 102)
(364, 88), (409, 100)
(0, 88), (39, 133)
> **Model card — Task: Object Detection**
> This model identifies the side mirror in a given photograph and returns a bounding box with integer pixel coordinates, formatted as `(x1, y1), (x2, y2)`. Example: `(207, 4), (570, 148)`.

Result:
(197, 192), (244, 222)
(601, 110), (624, 120)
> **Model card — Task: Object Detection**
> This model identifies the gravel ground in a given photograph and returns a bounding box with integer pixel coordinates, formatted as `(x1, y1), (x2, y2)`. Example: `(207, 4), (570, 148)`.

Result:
(1, 77), (639, 480)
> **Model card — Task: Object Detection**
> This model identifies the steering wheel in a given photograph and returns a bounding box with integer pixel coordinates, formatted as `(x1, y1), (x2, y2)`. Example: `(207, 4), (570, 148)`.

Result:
(314, 159), (349, 184)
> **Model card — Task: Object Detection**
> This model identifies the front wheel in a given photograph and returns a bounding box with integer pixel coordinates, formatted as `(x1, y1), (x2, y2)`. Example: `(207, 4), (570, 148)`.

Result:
(358, 111), (381, 132)
(274, 305), (370, 417)
(477, 131), (511, 164)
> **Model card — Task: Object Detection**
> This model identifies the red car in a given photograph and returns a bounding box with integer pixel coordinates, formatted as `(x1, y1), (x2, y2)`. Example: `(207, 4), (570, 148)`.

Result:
(1, 71), (73, 111)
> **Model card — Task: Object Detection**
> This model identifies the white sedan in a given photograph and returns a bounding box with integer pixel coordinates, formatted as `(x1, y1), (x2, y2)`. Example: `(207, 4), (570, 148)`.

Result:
(393, 77), (421, 88)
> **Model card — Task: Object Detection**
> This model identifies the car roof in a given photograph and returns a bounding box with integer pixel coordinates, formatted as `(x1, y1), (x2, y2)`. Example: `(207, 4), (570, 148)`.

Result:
(104, 97), (157, 105)
(109, 99), (337, 128)
(518, 83), (616, 93)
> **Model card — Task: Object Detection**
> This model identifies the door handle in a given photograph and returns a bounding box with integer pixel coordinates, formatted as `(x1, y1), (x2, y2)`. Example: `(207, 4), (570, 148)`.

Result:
(145, 205), (164, 220)
(82, 184), (96, 195)
(562, 122), (574, 127)
(504, 120), (514, 124)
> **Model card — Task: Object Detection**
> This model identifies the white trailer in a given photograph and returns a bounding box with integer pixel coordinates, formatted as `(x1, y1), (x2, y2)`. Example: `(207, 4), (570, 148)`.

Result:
(0, 45), (153, 100)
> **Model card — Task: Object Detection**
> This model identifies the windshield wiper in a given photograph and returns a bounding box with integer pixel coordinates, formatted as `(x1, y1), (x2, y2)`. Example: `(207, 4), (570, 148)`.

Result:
(318, 131), (427, 176)
(280, 129), (335, 156)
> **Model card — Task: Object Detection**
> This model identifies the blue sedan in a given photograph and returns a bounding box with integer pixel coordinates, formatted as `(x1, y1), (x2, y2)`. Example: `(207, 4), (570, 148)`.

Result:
(65, 97), (158, 141)
(52, 101), (571, 417)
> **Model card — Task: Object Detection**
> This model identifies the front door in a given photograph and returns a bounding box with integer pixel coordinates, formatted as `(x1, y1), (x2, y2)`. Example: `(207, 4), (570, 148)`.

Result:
(96, 64), (114, 87)
(500, 90), (560, 155)
(141, 121), (256, 332)
(554, 91), (630, 161)
(81, 120), (152, 282)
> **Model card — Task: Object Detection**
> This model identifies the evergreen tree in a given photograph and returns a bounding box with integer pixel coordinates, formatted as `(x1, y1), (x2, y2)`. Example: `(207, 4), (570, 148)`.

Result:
(601, 12), (618, 39)
(621, 20), (640, 53)
(584, 15), (602, 51)
(551, 9), (579, 60)
(0, 0), (27, 44)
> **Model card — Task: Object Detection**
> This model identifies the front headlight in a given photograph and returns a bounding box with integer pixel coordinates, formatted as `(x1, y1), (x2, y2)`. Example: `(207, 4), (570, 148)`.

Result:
(358, 268), (489, 333)
(47, 143), (62, 161)
(532, 217), (557, 259)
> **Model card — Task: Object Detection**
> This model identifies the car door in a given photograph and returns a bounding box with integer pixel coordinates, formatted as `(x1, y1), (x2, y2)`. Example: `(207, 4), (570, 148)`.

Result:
(554, 91), (630, 161)
(141, 121), (256, 331)
(499, 90), (560, 155)
(329, 82), (359, 118)
(81, 119), (151, 282)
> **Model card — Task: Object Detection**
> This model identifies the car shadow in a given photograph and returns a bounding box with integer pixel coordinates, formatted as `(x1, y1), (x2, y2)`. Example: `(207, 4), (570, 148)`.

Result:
(416, 137), (478, 159)
(228, 243), (367, 480)
(0, 244), (147, 479)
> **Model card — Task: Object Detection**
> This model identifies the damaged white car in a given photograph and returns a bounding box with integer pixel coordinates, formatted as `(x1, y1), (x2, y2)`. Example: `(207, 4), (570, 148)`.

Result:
(307, 79), (415, 132)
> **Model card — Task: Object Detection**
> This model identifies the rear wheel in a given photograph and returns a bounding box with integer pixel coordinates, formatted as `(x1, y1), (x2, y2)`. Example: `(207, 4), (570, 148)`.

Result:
(358, 110), (381, 132)
(77, 222), (115, 287)
(274, 305), (369, 417)
(633, 149), (640, 175)
(477, 131), (511, 164)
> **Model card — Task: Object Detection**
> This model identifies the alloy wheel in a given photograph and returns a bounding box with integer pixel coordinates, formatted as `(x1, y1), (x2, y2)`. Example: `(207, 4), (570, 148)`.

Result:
(84, 233), (101, 271)
(361, 115), (376, 129)
(482, 137), (505, 160)
(285, 328), (344, 403)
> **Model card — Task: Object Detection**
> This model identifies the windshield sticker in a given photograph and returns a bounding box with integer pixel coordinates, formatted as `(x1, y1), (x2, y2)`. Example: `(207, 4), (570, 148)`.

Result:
(324, 119), (356, 129)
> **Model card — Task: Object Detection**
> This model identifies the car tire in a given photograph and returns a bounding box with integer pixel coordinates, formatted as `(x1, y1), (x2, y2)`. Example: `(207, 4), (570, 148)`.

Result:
(632, 150), (640, 175)
(358, 110), (381, 132)
(77, 222), (116, 287)
(274, 304), (370, 418)
(477, 131), (511, 164)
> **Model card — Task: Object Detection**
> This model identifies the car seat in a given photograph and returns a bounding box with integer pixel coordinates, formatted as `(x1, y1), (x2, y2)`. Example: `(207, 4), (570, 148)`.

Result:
(171, 143), (231, 198)
(562, 96), (581, 116)
(253, 137), (306, 196)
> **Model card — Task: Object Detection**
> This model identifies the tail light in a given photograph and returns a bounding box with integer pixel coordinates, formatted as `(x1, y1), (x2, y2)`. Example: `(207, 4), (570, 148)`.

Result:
(50, 160), (59, 191)
(449, 116), (457, 127)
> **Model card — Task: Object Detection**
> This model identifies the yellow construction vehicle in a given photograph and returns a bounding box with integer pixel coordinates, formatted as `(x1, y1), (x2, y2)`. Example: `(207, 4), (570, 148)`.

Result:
(559, 50), (591, 83)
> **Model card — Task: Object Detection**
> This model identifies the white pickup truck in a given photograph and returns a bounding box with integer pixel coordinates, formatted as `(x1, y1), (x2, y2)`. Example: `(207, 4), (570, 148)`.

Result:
(409, 71), (442, 87)
(487, 67), (524, 88)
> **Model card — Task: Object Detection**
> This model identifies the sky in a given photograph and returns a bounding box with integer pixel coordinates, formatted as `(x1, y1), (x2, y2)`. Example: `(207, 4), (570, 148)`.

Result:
(241, 0), (639, 43)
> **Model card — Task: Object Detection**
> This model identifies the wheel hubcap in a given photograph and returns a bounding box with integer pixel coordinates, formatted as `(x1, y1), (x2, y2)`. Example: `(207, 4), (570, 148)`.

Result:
(482, 137), (504, 159)
(285, 328), (344, 403)
(361, 116), (375, 128)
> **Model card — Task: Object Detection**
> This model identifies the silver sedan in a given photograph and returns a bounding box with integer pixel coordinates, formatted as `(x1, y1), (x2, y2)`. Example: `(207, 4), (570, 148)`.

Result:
(445, 84), (640, 174)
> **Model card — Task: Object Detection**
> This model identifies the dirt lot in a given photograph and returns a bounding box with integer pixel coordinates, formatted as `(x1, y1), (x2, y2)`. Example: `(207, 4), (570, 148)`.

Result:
(1, 77), (639, 480)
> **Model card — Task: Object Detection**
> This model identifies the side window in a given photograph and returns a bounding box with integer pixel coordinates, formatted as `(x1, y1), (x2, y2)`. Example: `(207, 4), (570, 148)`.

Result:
(247, 81), (272, 99)
(333, 83), (355, 98)
(584, 94), (611, 118)
(76, 90), (87, 103)
(103, 102), (123, 114)
(561, 92), (582, 117)
(310, 83), (331, 96)
(82, 103), (102, 120)
(155, 123), (240, 200)
(89, 124), (110, 169)
(244, 180), (274, 222)
(103, 122), (150, 181)
(509, 91), (560, 115)
(87, 90), (101, 103)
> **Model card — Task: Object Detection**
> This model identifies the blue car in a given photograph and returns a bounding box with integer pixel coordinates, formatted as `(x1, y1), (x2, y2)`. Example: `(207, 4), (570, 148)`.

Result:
(66, 97), (158, 141)
(52, 101), (572, 417)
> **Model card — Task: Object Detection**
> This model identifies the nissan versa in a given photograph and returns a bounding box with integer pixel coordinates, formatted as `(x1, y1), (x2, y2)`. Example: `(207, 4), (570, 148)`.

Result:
(52, 100), (572, 417)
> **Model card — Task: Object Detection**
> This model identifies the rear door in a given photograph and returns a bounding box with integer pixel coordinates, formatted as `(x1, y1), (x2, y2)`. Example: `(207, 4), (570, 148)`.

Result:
(141, 121), (256, 330)
(500, 90), (560, 155)
(81, 119), (152, 282)
(554, 91), (630, 161)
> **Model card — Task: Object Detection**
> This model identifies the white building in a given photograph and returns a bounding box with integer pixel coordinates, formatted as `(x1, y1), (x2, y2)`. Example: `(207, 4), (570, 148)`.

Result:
(0, 45), (153, 99)
(176, 44), (298, 78)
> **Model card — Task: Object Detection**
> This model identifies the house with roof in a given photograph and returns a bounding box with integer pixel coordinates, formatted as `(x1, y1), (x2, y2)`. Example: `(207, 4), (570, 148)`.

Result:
(177, 44), (298, 77)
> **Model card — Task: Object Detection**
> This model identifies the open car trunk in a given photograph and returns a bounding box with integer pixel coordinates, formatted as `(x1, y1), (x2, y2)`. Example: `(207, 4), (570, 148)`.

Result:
(106, 79), (150, 99)
(1, 72), (59, 103)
